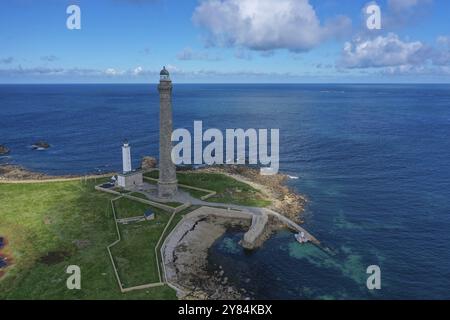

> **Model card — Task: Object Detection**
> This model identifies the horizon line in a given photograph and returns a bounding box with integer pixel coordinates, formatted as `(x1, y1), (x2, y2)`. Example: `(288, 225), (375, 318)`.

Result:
(1, 82), (450, 85)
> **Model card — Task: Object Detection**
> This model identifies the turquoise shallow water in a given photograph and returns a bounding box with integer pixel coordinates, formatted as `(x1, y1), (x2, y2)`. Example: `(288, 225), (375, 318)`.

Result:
(1, 84), (450, 299)
(209, 230), (374, 300)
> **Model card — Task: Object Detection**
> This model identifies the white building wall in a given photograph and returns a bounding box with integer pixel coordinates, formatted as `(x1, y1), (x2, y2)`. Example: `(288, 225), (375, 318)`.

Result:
(122, 144), (132, 173)
(117, 172), (143, 189)
(118, 175), (126, 188)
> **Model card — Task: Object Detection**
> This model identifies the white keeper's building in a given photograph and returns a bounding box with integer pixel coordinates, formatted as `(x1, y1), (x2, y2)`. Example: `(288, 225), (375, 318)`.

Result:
(117, 140), (143, 188)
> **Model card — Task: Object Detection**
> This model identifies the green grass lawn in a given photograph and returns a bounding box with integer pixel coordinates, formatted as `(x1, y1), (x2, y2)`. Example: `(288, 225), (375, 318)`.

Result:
(144, 171), (271, 207)
(114, 197), (149, 219)
(0, 179), (176, 300)
(179, 187), (210, 199)
(113, 197), (169, 219)
(110, 213), (170, 288)
(111, 202), (200, 289)
(144, 171), (159, 179)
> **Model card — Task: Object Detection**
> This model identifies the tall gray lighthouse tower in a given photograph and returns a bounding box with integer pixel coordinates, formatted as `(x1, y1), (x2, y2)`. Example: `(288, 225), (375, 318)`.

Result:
(157, 66), (178, 198)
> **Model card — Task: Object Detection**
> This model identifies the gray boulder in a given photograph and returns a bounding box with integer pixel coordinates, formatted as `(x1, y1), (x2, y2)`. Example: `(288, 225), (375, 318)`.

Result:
(141, 156), (157, 170)
(0, 145), (10, 155)
(32, 141), (50, 150)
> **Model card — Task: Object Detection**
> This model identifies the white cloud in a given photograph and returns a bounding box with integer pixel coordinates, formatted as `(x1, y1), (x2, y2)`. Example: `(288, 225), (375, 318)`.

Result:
(165, 65), (179, 73)
(192, 0), (351, 52)
(0, 64), (328, 79)
(105, 68), (125, 76)
(437, 36), (450, 46)
(381, 64), (450, 76)
(133, 66), (143, 75)
(337, 32), (450, 77)
(338, 33), (430, 69)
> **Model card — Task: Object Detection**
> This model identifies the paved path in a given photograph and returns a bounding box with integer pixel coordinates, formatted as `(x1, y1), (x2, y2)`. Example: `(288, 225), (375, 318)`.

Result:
(137, 183), (319, 246)
(111, 179), (319, 248)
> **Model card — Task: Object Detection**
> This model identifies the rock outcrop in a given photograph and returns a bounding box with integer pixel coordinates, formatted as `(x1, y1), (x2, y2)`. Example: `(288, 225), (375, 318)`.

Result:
(0, 165), (48, 180)
(163, 207), (251, 299)
(0, 145), (9, 155)
(32, 141), (50, 150)
(141, 156), (157, 170)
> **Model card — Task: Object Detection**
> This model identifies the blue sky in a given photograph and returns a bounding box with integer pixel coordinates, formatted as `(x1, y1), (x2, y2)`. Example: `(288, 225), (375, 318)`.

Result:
(1, 0), (450, 83)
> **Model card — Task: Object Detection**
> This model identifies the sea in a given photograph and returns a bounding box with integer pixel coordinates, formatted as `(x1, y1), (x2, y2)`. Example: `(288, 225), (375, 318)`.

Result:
(1, 83), (449, 299)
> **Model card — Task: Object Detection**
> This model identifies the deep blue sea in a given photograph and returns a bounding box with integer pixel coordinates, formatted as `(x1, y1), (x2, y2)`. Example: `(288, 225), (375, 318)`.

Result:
(1, 84), (450, 299)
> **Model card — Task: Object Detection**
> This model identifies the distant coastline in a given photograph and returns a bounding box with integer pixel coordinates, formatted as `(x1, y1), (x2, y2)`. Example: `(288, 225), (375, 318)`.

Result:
(0, 164), (112, 183)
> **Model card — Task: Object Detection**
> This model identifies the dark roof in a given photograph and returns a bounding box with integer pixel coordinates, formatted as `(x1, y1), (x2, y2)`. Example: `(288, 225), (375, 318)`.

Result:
(160, 66), (169, 76)
(144, 210), (154, 217)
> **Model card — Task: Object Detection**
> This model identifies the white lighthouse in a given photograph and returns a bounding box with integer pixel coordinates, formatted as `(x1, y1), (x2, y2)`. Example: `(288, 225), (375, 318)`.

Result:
(117, 140), (143, 189)
(122, 140), (132, 173)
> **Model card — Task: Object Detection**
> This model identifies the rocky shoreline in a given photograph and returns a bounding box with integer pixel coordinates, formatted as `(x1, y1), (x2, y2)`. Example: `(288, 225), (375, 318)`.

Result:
(197, 165), (307, 224)
(0, 145), (10, 155)
(0, 165), (108, 182)
(0, 165), (53, 180)
(163, 207), (253, 300)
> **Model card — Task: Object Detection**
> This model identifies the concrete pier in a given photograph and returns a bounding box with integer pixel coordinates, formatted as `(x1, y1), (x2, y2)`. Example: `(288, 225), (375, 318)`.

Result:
(242, 213), (269, 250)
(265, 209), (320, 245)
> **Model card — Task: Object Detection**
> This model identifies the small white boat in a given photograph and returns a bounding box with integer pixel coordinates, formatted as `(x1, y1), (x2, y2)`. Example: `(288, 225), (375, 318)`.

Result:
(295, 232), (309, 244)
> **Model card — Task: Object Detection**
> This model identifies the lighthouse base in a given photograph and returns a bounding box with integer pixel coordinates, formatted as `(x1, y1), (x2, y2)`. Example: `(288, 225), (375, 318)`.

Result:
(157, 180), (178, 199)
(117, 170), (143, 189)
